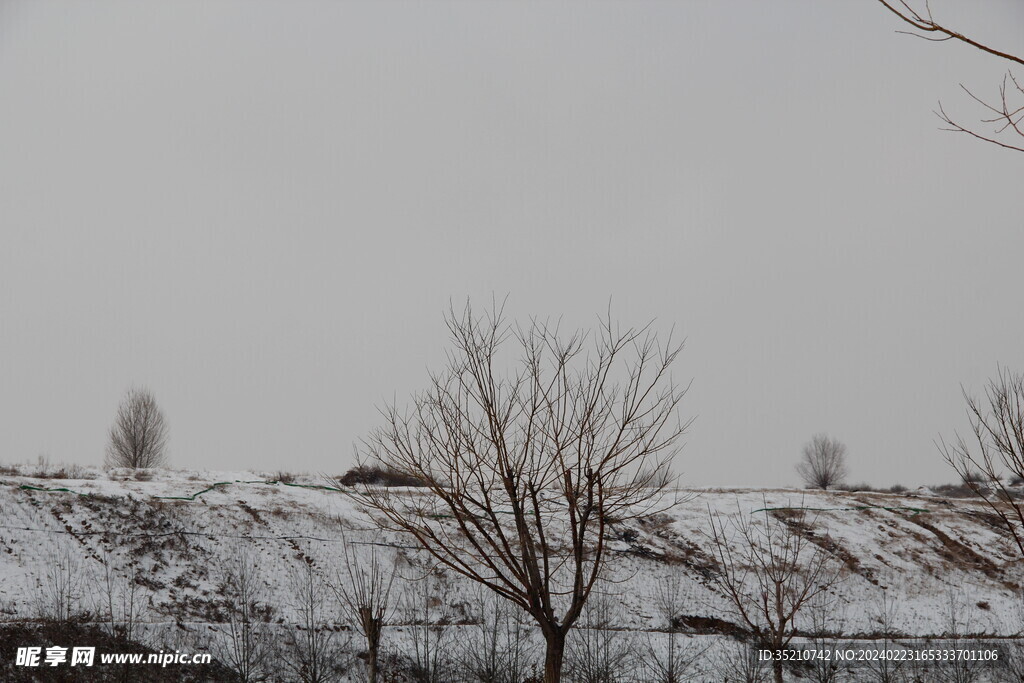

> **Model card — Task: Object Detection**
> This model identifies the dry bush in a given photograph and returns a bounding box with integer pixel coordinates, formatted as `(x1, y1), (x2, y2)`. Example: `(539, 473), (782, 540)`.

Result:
(275, 471), (297, 484)
(803, 590), (849, 683)
(836, 482), (876, 493)
(931, 482), (985, 499)
(338, 464), (426, 488)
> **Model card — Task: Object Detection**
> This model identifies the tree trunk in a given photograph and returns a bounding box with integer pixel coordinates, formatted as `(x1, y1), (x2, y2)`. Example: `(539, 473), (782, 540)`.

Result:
(361, 607), (381, 683)
(770, 635), (784, 683)
(543, 629), (566, 683)
(367, 640), (378, 683)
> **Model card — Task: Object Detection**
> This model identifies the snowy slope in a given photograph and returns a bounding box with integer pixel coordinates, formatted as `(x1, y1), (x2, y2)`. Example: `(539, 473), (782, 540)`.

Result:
(0, 466), (1021, 652)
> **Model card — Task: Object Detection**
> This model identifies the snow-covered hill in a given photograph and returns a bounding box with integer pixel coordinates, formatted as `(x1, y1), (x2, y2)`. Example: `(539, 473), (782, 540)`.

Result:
(1, 465), (1021, 680)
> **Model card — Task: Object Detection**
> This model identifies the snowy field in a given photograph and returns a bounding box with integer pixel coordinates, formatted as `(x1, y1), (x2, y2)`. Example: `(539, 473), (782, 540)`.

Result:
(1, 464), (1022, 681)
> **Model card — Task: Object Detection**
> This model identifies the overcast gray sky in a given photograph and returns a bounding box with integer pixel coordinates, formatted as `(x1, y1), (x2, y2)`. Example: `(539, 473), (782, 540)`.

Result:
(1, 0), (1021, 486)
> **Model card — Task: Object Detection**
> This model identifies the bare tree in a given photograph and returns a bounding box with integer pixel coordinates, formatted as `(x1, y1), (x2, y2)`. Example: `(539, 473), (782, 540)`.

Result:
(712, 641), (770, 683)
(939, 367), (1024, 557)
(864, 587), (905, 683)
(344, 301), (689, 682)
(565, 590), (635, 683)
(94, 551), (147, 643)
(705, 503), (844, 683)
(460, 584), (538, 683)
(995, 599), (1024, 682)
(874, 0), (1024, 153)
(804, 589), (848, 683)
(331, 536), (396, 683)
(33, 543), (85, 623)
(211, 549), (274, 683)
(796, 434), (848, 490)
(106, 387), (169, 469)
(640, 576), (706, 683)
(934, 590), (986, 683)
(92, 552), (149, 683)
(404, 572), (455, 683)
(282, 562), (348, 683)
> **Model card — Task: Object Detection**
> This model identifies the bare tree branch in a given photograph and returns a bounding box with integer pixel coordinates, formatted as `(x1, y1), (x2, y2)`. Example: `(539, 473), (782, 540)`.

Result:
(938, 366), (1024, 558)
(875, 0), (1024, 153)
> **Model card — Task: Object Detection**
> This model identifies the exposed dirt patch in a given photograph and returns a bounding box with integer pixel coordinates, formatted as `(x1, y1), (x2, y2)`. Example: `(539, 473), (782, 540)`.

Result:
(237, 501), (264, 524)
(908, 517), (1006, 584)
(769, 509), (878, 585)
(674, 614), (746, 637)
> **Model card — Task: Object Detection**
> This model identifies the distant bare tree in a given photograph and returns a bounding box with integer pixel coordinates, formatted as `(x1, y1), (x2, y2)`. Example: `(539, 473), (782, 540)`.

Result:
(874, 0), (1024, 153)
(939, 367), (1024, 558)
(106, 387), (169, 469)
(706, 503), (844, 683)
(331, 537), (396, 683)
(345, 301), (689, 682)
(796, 434), (848, 490)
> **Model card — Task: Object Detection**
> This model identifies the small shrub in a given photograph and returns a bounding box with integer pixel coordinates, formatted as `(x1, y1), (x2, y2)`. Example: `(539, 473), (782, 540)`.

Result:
(961, 470), (988, 485)
(275, 471), (296, 484)
(887, 484), (908, 494)
(932, 482), (982, 499)
(837, 482), (875, 493)
(339, 465), (427, 488)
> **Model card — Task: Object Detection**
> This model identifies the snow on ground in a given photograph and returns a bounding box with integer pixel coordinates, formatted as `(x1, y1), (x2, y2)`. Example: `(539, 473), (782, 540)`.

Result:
(1, 465), (1022, 679)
